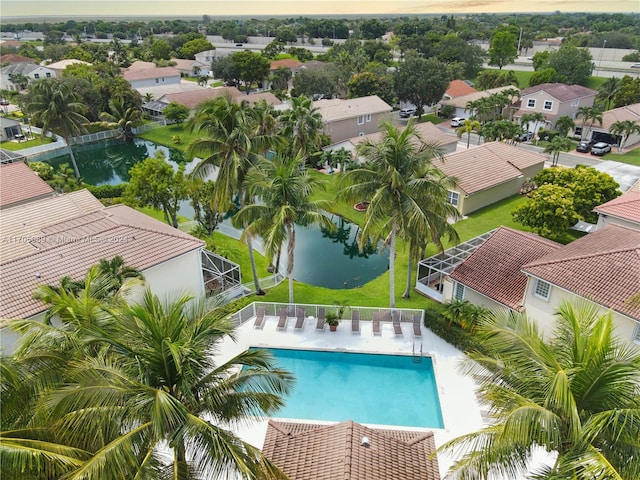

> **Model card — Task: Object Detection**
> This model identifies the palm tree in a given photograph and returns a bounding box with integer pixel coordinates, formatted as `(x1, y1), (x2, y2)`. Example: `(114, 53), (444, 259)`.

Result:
(278, 94), (325, 159)
(520, 112), (546, 137)
(99, 97), (142, 141)
(438, 300), (640, 480)
(235, 154), (334, 304)
(2, 290), (294, 480)
(576, 105), (603, 141)
(609, 119), (640, 152)
(339, 119), (457, 308)
(543, 135), (574, 166)
(26, 79), (89, 178)
(597, 77), (621, 110)
(187, 94), (278, 295)
(457, 119), (482, 149)
(554, 115), (575, 138)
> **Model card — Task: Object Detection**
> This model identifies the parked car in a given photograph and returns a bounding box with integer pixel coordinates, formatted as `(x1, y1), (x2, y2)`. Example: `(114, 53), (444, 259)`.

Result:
(399, 106), (417, 118)
(631, 63), (640, 69)
(590, 142), (612, 156)
(451, 117), (466, 127)
(576, 141), (593, 153)
(518, 131), (534, 142)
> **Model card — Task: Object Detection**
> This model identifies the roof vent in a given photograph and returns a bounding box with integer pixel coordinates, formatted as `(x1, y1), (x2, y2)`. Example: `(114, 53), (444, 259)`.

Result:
(35, 272), (41, 279)
(361, 436), (370, 447)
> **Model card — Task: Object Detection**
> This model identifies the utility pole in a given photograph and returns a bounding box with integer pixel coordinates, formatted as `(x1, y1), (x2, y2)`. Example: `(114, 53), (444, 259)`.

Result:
(517, 27), (523, 54)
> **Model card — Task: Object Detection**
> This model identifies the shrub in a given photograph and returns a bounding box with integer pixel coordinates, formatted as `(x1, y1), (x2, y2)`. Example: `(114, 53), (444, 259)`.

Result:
(87, 183), (126, 199)
(537, 129), (560, 142)
(27, 161), (54, 180)
(423, 306), (486, 354)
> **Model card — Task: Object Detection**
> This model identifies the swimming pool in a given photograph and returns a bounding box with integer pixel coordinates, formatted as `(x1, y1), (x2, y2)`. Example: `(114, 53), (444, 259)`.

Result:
(250, 347), (444, 428)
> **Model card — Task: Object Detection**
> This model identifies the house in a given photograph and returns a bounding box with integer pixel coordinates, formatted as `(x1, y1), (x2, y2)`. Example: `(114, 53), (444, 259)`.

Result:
(514, 83), (597, 133)
(590, 102), (640, 147)
(442, 227), (561, 311)
(262, 420), (440, 480)
(0, 54), (36, 64)
(594, 179), (640, 231)
(0, 117), (23, 141)
(324, 122), (459, 160)
(439, 86), (519, 119)
(270, 58), (303, 73)
(170, 58), (200, 77)
(313, 95), (393, 143)
(194, 50), (217, 76)
(122, 66), (181, 90)
(521, 224), (640, 344)
(435, 142), (547, 215)
(142, 86), (242, 117)
(45, 59), (91, 78)
(0, 62), (56, 91)
(442, 79), (477, 101)
(0, 161), (54, 207)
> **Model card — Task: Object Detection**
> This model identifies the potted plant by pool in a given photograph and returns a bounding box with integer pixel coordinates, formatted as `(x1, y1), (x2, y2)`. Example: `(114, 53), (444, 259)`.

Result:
(325, 312), (339, 332)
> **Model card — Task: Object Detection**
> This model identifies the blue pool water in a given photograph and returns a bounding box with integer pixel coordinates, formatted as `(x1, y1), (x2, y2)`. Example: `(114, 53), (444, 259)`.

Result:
(250, 347), (444, 428)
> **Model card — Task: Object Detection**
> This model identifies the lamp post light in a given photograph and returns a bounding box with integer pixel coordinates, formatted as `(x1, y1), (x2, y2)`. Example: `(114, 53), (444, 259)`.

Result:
(598, 39), (607, 73)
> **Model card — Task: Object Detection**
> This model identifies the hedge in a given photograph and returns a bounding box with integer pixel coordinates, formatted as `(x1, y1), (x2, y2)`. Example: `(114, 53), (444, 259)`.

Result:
(87, 183), (126, 199)
(423, 306), (486, 355)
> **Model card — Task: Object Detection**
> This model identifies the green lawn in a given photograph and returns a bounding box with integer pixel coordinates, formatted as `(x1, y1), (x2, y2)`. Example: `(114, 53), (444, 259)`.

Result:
(137, 124), (199, 155)
(0, 136), (52, 151)
(134, 206), (189, 225)
(603, 147), (640, 166)
(478, 68), (608, 90)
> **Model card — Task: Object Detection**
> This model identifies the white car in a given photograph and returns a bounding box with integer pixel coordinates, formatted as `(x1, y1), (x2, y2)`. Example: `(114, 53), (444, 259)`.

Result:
(399, 107), (417, 118)
(451, 117), (466, 127)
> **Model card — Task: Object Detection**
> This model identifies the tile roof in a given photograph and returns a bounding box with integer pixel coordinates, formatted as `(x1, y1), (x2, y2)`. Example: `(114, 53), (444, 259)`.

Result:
(314, 95), (392, 122)
(440, 86), (519, 109)
(237, 91), (282, 105)
(594, 180), (640, 225)
(598, 103), (640, 131)
(159, 86), (241, 109)
(169, 58), (197, 71)
(0, 203), (204, 320)
(450, 227), (561, 310)
(270, 59), (303, 70)
(520, 83), (597, 102)
(445, 79), (477, 98)
(0, 54), (36, 64)
(0, 162), (54, 208)
(0, 189), (104, 262)
(0, 62), (52, 76)
(122, 66), (181, 82)
(437, 142), (547, 194)
(522, 224), (640, 321)
(125, 60), (158, 71)
(262, 420), (440, 480)
(46, 59), (91, 70)
(347, 122), (458, 149)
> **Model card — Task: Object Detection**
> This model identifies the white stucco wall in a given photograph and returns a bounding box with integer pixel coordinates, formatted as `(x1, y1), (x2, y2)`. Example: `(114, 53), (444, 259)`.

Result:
(596, 214), (640, 232)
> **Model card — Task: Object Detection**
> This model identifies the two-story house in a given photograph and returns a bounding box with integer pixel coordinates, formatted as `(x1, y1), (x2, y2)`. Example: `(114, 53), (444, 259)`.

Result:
(514, 83), (597, 134)
(122, 66), (181, 90)
(194, 50), (217, 76)
(0, 62), (56, 91)
(313, 95), (393, 143)
(590, 102), (640, 147)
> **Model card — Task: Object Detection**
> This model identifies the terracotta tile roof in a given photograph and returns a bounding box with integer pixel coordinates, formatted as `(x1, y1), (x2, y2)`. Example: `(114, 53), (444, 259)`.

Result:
(270, 59), (303, 71)
(262, 420), (440, 480)
(440, 86), (519, 109)
(0, 162), (54, 208)
(0, 189), (104, 262)
(160, 86), (241, 110)
(0, 204), (203, 320)
(437, 142), (547, 194)
(237, 91), (282, 105)
(450, 227), (561, 311)
(598, 103), (640, 131)
(169, 58), (196, 71)
(122, 66), (180, 82)
(445, 79), (477, 98)
(46, 59), (91, 70)
(314, 95), (392, 122)
(522, 224), (640, 321)
(125, 60), (157, 71)
(299, 60), (327, 71)
(347, 122), (458, 149)
(594, 180), (640, 225)
(521, 83), (597, 102)
(0, 54), (35, 64)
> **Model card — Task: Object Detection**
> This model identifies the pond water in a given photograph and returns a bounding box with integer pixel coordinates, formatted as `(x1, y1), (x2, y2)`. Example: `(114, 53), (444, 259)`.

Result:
(45, 139), (389, 289)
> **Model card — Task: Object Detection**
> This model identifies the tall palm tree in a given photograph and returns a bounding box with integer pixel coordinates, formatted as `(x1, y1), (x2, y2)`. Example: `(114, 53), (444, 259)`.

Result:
(26, 79), (89, 178)
(438, 300), (640, 480)
(554, 115), (575, 138)
(576, 106), (603, 141)
(609, 119), (640, 152)
(339, 119), (457, 308)
(235, 154), (334, 304)
(457, 119), (482, 149)
(99, 97), (142, 141)
(2, 289), (293, 480)
(543, 136), (574, 166)
(278, 95), (325, 159)
(597, 77), (621, 110)
(187, 94), (278, 295)
(520, 111), (546, 137)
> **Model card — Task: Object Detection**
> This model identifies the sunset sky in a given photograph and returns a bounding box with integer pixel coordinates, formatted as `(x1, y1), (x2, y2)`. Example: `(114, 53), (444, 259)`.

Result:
(2, 0), (638, 19)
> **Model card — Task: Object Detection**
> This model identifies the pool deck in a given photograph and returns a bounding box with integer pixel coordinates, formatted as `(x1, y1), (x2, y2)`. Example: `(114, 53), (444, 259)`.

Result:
(217, 313), (486, 479)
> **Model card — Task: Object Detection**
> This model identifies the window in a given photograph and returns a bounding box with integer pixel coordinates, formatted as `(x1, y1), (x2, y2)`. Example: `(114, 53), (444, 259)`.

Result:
(533, 278), (551, 300)
(357, 115), (365, 125)
(571, 99), (579, 107)
(34, 73), (40, 79)
(155, 78), (159, 84)
(527, 99), (535, 108)
(633, 324), (640, 345)
(366, 114), (372, 122)
(46, 72), (51, 78)
(454, 282), (465, 301)
(447, 190), (459, 207)
(544, 100), (553, 111)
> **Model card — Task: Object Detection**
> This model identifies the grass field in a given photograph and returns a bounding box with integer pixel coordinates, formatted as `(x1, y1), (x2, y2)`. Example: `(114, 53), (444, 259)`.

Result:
(0, 136), (52, 151)
(479, 68), (608, 91)
(604, 147), (640, 166)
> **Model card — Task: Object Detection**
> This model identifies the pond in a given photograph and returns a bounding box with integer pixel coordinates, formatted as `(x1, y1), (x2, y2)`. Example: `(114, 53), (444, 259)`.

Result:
(45, 139), (389, 290)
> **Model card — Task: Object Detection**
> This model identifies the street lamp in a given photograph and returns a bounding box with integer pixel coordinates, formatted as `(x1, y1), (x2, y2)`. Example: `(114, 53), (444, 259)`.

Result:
(598, 39), (607, 73)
